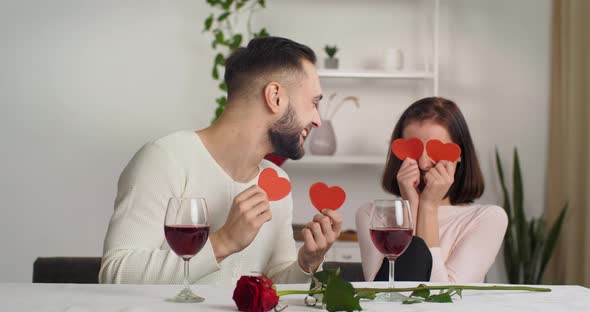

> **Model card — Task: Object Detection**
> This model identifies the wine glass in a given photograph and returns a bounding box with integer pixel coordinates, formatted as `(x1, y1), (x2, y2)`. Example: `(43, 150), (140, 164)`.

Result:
(164, 197), (210, 303)
(369, 199), (414, 302)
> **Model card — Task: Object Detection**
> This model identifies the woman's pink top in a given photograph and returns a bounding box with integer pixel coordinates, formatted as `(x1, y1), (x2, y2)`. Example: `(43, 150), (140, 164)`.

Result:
(355, 202), (508, 282)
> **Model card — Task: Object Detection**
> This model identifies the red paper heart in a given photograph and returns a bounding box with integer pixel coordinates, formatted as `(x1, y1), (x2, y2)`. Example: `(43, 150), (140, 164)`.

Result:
(309, 182), (346, 211)
(391, 138), (424, 160)
(258, 168), (291, 201)
(426, 139), (461, 162)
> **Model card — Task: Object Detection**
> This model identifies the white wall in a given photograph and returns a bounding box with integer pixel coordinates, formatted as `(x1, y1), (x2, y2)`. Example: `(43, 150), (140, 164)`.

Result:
(439, 0), (552, 282)
(0, 0), (551, 282)
(0, 0), (216, 282)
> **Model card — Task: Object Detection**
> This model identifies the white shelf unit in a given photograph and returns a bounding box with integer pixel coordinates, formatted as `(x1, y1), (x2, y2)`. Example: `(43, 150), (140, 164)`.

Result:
(317, 0), (440, 94)
(318, 70), (435, 80)
(283, 155), (386, 166)
(301, 0), (440, 163)
(285, 0), (441, 237)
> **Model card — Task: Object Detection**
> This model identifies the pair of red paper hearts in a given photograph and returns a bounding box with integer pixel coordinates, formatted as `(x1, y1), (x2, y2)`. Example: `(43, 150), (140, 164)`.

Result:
(258, 168), (346, 211)
(392, 138), (461, 162)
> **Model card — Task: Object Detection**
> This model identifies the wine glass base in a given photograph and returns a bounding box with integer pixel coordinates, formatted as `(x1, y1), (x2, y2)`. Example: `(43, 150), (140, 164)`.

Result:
(374, 291), (407, 302)
(166, 288), (205, 303)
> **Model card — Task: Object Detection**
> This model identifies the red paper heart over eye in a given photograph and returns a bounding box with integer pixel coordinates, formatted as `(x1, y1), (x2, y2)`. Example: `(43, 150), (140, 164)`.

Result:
(426, 139), (461, 162)
(309, 182), (346, 211)
(391, 138), (424, 160)
(258, 168), (291, 201)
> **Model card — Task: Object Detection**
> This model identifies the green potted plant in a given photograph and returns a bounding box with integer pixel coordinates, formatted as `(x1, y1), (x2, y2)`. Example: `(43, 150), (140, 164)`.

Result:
(324, 45), (339, 69)
(495, 148), (568, 284)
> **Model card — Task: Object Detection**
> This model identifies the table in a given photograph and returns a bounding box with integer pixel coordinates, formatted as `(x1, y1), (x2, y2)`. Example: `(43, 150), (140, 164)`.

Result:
(1, 282), (589, 311)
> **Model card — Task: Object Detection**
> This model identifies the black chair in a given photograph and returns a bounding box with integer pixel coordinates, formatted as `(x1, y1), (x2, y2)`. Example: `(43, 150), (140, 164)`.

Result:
(323, 262), (365, 282)
(33, 257), (101, 283)
(32, 257), (365, 283)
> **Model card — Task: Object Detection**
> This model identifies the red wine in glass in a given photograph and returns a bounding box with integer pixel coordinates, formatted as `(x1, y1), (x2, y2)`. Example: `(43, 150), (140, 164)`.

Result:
(369, 227), (413, 258)
(164, 197), (209, 303)
(164, 225), (210, 259)
(369, 199), (414, 302)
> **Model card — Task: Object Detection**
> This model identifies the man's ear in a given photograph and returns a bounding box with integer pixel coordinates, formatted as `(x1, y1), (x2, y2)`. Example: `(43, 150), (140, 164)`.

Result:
(263, 81), (283, 114)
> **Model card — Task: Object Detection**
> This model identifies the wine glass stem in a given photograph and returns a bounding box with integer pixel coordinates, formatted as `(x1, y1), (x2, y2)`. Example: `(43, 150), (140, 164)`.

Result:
(183, 259), (190, 292)
(388, 258), (395, 289)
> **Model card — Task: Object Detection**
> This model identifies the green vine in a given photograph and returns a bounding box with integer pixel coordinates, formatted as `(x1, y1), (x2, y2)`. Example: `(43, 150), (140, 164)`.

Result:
(203, 0), (270, 123)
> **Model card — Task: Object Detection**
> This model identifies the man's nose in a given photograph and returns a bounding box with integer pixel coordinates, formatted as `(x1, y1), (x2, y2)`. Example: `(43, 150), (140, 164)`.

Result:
(312, 110), (322, 128)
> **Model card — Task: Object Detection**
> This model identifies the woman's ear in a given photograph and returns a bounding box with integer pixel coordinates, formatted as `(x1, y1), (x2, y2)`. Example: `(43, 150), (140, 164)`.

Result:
(263, 82), (282, 114)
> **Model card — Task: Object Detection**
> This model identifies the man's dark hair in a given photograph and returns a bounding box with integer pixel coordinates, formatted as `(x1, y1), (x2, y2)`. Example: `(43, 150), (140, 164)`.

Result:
(224, 36), (316, 100)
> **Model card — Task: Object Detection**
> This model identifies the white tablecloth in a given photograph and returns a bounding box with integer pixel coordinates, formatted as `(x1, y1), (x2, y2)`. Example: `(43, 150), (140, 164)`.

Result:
(1, 282), (588, 311)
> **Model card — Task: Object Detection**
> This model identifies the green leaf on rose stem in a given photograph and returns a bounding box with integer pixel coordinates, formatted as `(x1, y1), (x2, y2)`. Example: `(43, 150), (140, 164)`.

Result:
(426, 292), (453, 303)
(313, 269), (338, 286)
(323, 273), (361, 312)
(403, 298), (424, 304)
(449, 288), (463, 299)
(410, 287), (430, 299)
(257, 0), (266, 8)
(355, 291), (376, 300)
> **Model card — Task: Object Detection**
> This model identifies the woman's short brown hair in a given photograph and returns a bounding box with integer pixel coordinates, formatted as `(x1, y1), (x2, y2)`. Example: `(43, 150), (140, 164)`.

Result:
(382, 97), (484, 204)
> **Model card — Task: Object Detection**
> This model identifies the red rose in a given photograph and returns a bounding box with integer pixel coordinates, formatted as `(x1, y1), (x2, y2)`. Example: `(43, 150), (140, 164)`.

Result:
(233, 275), (279, 312)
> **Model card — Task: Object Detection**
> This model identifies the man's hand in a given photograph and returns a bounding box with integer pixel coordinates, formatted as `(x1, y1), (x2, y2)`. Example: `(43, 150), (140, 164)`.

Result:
(298, 209), (343, 273)
(210, 185), (272, 262)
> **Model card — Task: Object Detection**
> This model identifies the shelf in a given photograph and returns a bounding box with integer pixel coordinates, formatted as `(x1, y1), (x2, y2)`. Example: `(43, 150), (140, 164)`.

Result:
(283, 155), (385, 166)
(318, 70), (435, 79)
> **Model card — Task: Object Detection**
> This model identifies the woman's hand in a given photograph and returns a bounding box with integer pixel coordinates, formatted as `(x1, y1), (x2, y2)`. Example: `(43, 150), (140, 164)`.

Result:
(420, 160), (457, 208)
(397, 158), (421, 223)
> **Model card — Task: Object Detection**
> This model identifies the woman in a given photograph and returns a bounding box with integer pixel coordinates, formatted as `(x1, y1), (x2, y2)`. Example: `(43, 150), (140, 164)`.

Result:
(356, 97), (507, 283)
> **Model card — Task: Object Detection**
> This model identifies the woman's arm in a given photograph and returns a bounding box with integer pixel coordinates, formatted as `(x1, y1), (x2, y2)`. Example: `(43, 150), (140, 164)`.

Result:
(430, 206), (508, 282)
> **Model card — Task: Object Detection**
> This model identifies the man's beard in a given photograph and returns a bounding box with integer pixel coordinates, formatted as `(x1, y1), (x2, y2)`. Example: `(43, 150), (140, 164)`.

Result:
(268, 103), (306, 160)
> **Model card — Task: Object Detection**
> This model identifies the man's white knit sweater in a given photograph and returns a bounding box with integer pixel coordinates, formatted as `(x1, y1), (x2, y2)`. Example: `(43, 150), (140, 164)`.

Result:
(99, 130), (310, 285)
